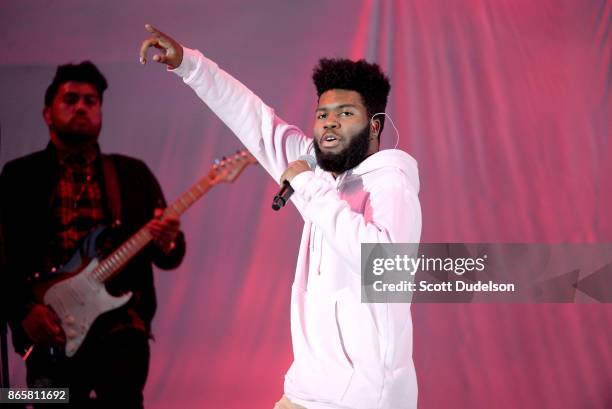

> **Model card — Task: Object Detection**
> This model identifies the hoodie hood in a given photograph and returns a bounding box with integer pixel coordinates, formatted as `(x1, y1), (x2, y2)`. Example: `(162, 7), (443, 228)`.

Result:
(344, 149), (420, 193)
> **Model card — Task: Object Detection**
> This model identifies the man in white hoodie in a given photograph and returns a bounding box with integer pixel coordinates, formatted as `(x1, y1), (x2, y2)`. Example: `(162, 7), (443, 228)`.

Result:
(140, 24), (422, 409)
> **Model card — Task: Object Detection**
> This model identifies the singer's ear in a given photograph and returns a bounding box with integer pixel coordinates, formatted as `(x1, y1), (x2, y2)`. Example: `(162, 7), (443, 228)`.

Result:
(370, 117), (381, 138)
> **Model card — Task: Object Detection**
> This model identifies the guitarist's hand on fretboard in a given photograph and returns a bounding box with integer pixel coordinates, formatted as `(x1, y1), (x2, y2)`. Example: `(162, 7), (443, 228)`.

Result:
(148, 208), (181, 254)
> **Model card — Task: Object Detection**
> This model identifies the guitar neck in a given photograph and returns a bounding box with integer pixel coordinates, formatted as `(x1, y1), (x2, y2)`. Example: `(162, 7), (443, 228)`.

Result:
(92, 177), (213, 283)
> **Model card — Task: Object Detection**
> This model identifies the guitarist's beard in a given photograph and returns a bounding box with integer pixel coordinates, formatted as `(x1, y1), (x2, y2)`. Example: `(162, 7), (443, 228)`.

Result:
(50, 116), (101, 149)
(54, 130), (99, 148)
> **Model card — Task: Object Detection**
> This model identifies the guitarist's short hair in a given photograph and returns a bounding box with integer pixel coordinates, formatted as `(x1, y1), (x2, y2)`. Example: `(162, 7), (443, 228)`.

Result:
(44, 61), (108, 107)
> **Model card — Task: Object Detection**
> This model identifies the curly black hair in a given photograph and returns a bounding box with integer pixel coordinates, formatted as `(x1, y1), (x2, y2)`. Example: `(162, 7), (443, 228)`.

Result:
(312, 58), (391, 133)
(44, 61), (108, 107)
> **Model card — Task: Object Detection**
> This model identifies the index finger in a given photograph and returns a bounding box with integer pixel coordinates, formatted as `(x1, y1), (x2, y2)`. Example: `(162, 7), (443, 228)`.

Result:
(145, 23), (163, 37)
(141, 24), (170, 63)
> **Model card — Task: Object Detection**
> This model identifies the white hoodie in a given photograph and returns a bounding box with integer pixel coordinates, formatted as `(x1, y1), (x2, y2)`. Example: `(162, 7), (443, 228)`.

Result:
(173, 48), (422, 409)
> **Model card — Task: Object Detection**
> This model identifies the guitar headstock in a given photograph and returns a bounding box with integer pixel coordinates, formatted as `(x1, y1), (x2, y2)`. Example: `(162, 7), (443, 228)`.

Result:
(208, 149), (258, 184)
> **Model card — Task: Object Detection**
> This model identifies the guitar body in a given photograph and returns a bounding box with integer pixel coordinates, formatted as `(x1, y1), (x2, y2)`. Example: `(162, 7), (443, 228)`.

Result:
(37, 227), (132, 357)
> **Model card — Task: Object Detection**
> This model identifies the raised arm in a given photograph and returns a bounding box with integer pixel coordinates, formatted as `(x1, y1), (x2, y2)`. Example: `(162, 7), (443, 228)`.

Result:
(139, 24), (312, 183)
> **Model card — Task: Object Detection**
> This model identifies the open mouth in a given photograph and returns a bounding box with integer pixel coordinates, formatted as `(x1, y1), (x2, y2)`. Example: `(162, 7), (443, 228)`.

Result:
(320, 134), (340, 148)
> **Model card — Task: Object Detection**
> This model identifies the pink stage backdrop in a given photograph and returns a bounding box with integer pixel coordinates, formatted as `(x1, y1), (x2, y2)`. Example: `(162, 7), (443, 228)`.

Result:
(1, 1), (610, 408)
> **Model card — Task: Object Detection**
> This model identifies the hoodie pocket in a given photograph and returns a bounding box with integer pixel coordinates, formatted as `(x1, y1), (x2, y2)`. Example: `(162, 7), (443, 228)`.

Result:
(288, 285), (355, 402)
(335, 287), (386, 408)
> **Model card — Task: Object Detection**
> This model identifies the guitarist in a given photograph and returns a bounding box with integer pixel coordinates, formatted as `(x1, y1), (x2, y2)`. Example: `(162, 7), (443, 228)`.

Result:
(0, 61), (186, 408)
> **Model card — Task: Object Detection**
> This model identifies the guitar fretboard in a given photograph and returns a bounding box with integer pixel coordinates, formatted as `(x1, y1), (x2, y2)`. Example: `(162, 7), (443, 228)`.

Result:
(91, 176), (213, 283)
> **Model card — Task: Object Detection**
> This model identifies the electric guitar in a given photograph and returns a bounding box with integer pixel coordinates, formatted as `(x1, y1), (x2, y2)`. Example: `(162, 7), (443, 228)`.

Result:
(33, 150), (257, 357)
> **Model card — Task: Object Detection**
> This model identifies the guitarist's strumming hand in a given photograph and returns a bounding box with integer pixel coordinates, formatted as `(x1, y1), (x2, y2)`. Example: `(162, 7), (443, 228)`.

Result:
(22, 304), (66, 347)
(148, 208), (180, 254)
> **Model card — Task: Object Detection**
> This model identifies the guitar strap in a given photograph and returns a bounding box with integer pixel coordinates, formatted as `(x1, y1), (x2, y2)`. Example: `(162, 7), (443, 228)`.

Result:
(102, 155), (122, 225)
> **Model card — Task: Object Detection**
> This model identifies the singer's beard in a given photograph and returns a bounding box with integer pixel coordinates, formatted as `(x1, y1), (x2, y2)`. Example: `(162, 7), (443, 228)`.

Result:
(314, 124), (371, 174)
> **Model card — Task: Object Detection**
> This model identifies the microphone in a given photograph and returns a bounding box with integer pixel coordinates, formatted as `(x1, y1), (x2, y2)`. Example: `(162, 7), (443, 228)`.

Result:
(272, 155), (316, 211)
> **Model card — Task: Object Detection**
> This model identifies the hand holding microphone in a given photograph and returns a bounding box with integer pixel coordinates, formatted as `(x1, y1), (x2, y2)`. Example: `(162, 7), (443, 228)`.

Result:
(272, 155), (316, 211)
